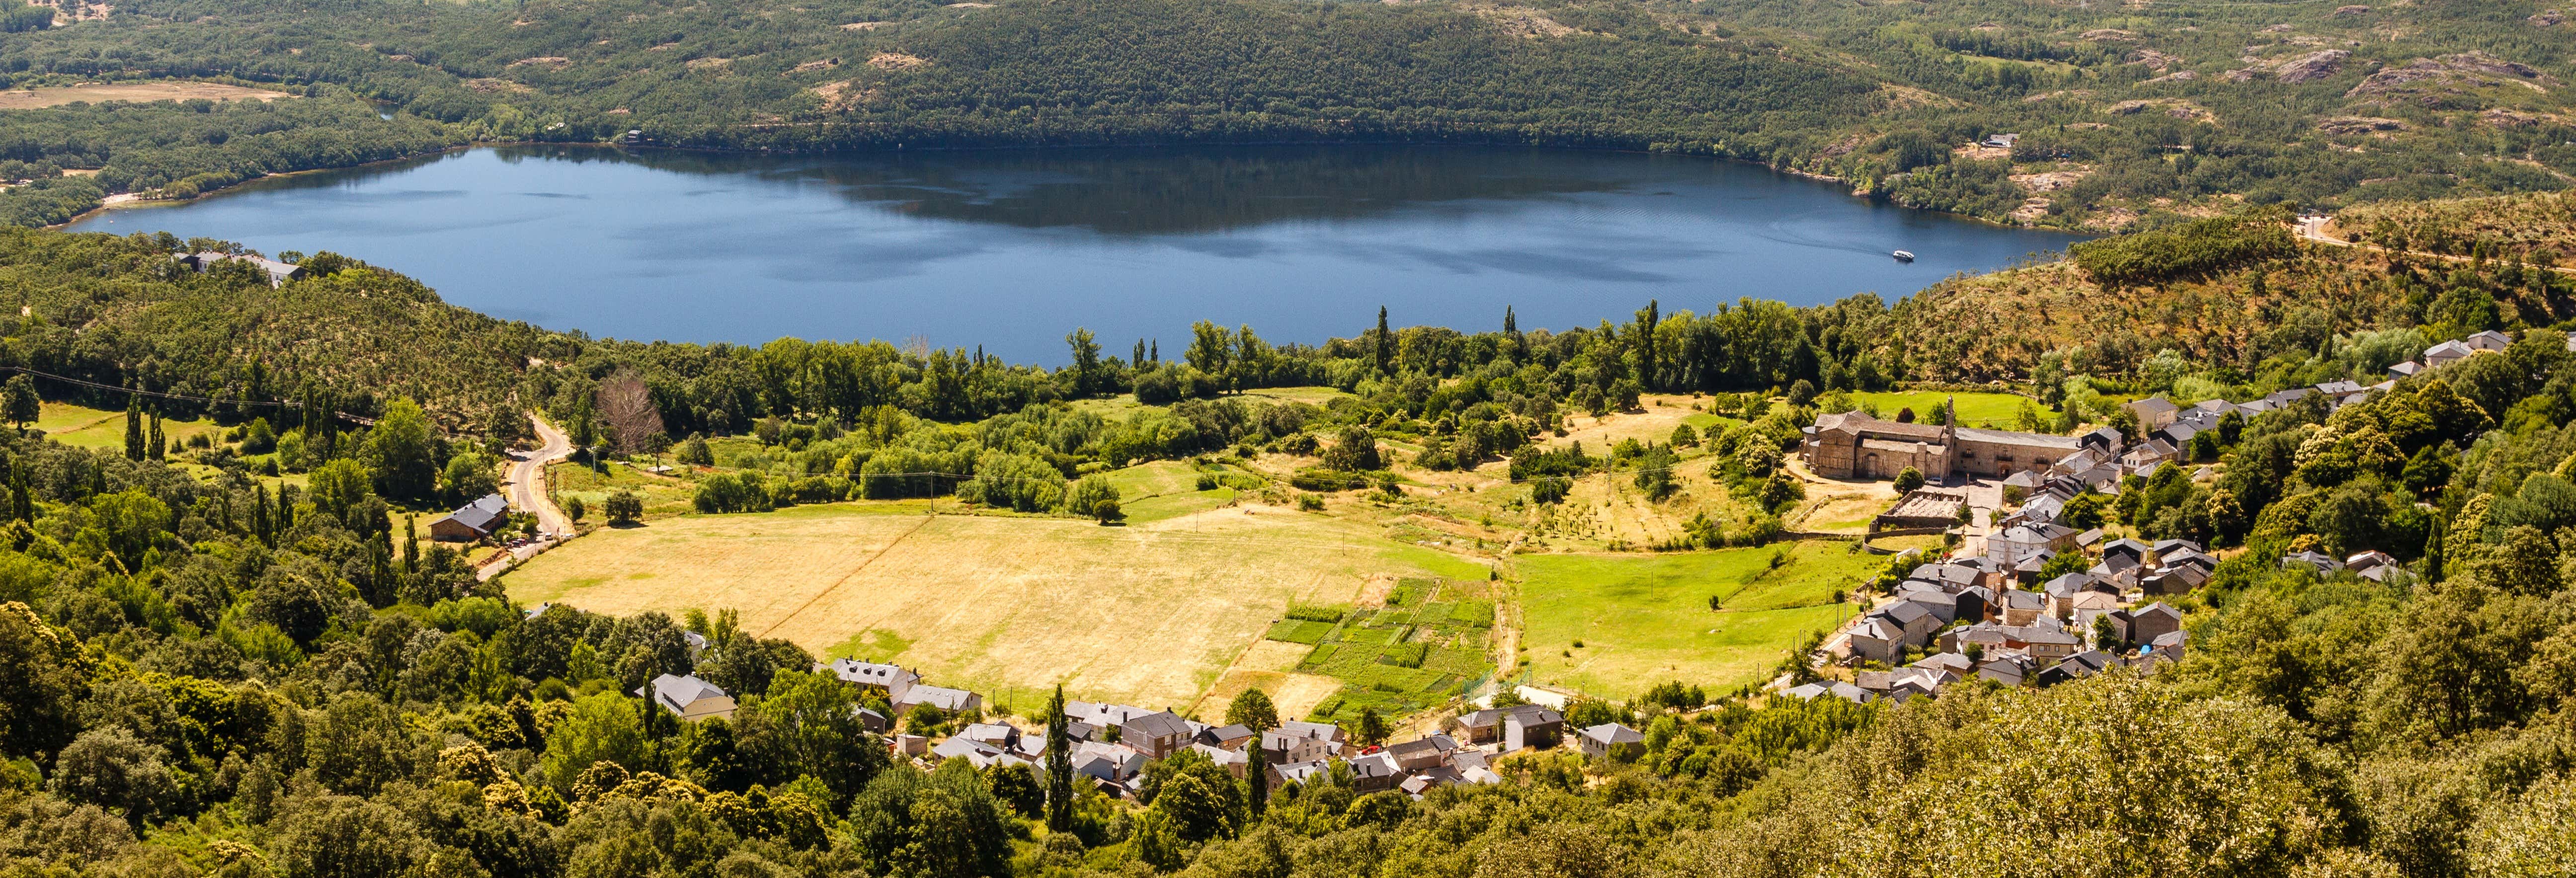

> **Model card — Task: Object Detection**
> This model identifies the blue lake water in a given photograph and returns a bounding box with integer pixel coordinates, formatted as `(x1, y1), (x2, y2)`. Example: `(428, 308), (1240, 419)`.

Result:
(71, 145), (2083, 363)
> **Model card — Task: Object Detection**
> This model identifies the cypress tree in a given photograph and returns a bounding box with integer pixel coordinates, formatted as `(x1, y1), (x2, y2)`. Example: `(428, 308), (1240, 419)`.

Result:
(1045, 684), (1073, 832)
(1637, 300), (1660, 393)
(1134, 339), (1147, 370)
(8, 464), (27, 524)
(147, 411), (164, 460)
(1373, 306), (1393, 376)
(123, 395), (144, 461)
(252, 484), (273, 547)
(1245, 727), (1268, 817)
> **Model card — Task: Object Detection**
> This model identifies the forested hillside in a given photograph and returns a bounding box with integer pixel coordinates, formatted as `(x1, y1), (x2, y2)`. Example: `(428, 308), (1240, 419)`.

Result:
(1, 200), (2576, 877)
(0, 0), (2567, 228)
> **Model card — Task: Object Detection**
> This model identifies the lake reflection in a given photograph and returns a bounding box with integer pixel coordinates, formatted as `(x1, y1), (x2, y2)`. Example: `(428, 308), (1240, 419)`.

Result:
(73, 145), (2082, 362)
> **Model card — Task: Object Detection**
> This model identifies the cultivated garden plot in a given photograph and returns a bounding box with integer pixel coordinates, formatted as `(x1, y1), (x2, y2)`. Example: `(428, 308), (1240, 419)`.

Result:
(503, 500), (1484, 712)
(1255, 576), (1501, 724)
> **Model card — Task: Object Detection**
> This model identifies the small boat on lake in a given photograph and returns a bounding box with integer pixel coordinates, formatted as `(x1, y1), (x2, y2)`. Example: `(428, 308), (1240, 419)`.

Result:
(1892, 250), (1916, 262)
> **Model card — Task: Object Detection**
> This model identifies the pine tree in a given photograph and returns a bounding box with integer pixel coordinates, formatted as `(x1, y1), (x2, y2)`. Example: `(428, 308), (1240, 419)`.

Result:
(1045, 684), (1074, 832)
(123, 396), (144, 461)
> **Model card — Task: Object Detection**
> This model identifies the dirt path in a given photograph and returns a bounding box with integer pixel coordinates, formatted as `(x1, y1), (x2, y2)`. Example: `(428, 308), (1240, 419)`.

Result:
(2297, 217), (2576, 276)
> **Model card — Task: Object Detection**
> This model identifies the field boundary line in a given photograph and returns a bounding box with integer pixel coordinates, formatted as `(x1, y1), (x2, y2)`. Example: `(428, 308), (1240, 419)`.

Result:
(757, 513), (936, 638)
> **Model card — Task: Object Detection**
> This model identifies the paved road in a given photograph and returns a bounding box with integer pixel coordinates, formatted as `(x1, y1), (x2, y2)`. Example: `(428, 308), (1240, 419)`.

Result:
(510, 413), (575, 538)
(477, 413), (575, 580)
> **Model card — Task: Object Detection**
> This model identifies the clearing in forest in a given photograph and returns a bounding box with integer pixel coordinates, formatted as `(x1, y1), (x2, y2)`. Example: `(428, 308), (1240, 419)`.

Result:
(1517, 542), (1870, 699)
(0, 81), (293, 110)
(505, 501), (1487, 715)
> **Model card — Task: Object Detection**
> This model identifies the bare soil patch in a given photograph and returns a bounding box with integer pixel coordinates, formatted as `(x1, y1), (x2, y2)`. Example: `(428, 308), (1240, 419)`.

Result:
(0, 81), (292, 110)
(867, 53), (929, 71)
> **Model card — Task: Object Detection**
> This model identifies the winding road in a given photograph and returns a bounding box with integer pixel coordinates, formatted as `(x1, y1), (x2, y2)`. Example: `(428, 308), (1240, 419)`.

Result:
(477, 413), (576, 580)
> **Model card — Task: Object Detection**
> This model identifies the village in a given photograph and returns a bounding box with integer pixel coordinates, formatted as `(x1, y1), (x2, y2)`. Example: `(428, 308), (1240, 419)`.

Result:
(417, 326), (2551, 799)
(1782, 328), (2538, 703)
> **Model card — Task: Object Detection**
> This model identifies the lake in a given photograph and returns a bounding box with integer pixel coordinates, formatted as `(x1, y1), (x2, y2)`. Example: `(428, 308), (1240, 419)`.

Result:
(72, 145), (2083, 363)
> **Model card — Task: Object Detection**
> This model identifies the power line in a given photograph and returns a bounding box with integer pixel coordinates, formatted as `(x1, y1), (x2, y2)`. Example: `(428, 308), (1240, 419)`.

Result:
(0, 365), (377, 424)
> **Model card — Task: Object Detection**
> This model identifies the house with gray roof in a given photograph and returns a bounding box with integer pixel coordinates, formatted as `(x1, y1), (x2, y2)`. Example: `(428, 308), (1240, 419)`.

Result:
(430, 493), (512, 542)
(636, 674), (736, 721)
(1116, 710), (1195, 759)
(1576, 723), (1647, 761)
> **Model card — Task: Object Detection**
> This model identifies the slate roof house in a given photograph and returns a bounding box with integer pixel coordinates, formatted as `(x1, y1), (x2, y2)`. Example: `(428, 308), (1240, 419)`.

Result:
(892, 684), (981, 718)
(823, 659), (921, 702)
(430, 494), (511, 542)
(1576, 723), (1647, 761)
(1117, 710), (1196, 760)
(637, 674), (737, 721)
(1501, 705), (1564, 752)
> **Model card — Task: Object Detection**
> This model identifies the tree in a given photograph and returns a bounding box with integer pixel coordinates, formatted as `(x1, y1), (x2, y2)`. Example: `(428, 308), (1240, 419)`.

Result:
(735, 670), (887, 800)
(1225, 689), (1279, 733)
(442, 452), (500, 503)
(1373, 306), (1393, 376)
(1893, 466), (1925, 492)
(50, 725), (178, 826)
(1045, 685), (1073, 832)
(1065, 328), (1104, 397)
(1064, 475), (1121, 523)
(1185, 321), (1233, 391)
(1355, 707), (1390, 747)
(2, 374), (35, 430)
(122, 395), (144, 461)
(676, 434), (715, 467)
(1758, 472), (1806, 514)
(604, 490), (644, 525)
(564, 495), (586, 523)
(146, 411), (163, 460)
(596, 369), (664, 454)
(366, 398), (438, 502)
(1322, 426), (1382, 472)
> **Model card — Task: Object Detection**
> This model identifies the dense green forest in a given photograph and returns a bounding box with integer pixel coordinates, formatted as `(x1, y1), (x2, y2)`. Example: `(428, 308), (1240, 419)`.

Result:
(0, 0), (2569, 228)
(2, 201), (2576, 876)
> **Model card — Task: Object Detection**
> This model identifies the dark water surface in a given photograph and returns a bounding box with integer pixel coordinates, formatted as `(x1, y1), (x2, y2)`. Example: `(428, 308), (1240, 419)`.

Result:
(72, 145), (2082, 363)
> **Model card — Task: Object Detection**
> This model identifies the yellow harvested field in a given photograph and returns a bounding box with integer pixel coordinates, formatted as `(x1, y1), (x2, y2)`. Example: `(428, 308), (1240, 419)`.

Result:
(506, 501), (1486, 715)
(0, 81), (293, 110)
(1190, 640), (1344, 720)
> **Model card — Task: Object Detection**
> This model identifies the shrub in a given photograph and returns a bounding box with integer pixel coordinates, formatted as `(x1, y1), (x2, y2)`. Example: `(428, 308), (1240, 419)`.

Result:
(603, 489), (644, 524)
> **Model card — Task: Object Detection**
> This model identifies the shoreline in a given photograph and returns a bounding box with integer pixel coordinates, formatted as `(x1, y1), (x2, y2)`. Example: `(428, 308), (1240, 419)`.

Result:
(55, 137), (2096, 235)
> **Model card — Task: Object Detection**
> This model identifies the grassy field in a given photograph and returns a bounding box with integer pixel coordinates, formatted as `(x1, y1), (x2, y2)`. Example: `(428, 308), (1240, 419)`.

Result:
(1845, 391), (2037, 430)
(34, 401), (227, 451)
(504, 500), (1488, 716)
(1517, 541), (1871, 699)
(553, 460), (700, 520)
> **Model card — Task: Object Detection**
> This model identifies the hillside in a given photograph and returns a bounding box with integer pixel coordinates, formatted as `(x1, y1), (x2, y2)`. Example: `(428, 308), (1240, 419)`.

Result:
(0, 0), (2566, 228)
(0, 196), (2570, 878)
